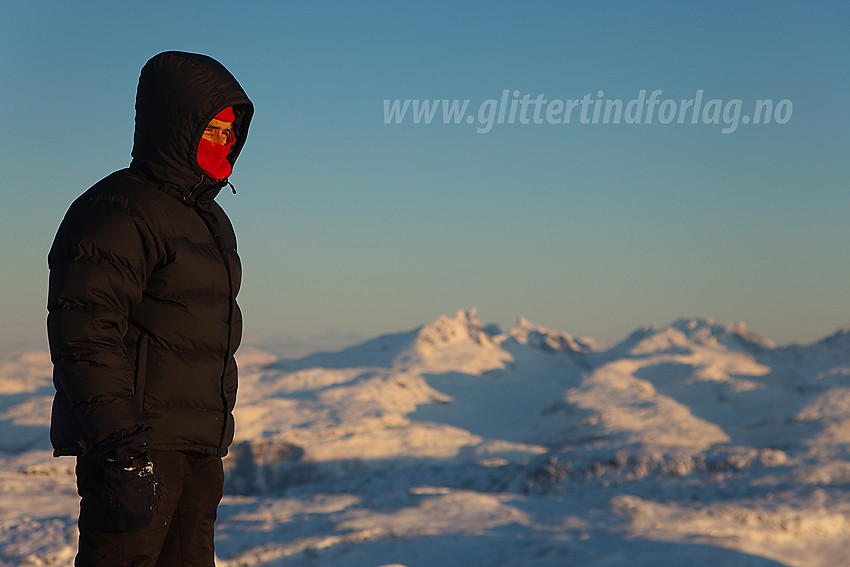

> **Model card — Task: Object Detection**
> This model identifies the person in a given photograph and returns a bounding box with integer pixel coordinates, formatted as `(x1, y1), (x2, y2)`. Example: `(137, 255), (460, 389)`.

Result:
(46, 51), (253, 566)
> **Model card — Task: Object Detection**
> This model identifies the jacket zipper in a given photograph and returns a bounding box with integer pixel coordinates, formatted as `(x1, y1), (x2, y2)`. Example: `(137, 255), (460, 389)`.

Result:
(194, 206), (236, 454)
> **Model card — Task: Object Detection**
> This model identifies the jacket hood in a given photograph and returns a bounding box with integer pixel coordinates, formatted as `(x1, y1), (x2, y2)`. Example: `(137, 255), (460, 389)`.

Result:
(130, 51), (254, 197)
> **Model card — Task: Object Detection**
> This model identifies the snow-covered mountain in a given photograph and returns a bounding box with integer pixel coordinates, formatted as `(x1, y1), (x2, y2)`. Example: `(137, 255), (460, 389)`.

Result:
(2, 309), (850, 566)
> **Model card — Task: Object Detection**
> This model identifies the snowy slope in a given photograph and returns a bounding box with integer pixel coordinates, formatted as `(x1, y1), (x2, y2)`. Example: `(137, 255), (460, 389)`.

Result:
(1, 310), (850, 566)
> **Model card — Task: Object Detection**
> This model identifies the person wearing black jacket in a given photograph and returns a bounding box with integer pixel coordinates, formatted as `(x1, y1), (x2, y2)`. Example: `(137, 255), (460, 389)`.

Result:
(47, 51), (253, 565)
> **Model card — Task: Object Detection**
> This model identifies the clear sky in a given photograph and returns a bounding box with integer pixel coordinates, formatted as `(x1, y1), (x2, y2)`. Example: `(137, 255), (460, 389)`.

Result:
(2, 1), (849, 354)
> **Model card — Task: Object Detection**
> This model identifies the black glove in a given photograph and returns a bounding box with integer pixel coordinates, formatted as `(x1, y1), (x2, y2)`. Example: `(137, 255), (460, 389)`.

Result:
(100, 451), (159, 532)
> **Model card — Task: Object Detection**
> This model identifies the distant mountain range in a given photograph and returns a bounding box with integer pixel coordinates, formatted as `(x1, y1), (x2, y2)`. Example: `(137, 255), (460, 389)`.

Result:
(2, 309), (849, 566)
(220, 309), (850, 493)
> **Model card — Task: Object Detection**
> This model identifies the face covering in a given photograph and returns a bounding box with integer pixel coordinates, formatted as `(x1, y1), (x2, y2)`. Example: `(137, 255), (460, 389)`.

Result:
(197, 107), (236, 180)
(197, 136), (234, 180)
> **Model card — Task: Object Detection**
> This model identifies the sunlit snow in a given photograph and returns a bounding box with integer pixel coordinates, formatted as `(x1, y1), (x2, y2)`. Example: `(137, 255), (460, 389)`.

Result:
(2, 309), (850, 566)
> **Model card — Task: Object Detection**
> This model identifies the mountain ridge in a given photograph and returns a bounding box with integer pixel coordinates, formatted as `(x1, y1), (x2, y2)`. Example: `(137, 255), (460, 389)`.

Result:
(2, 309), (850, 566)
(271, 309), (850, 372)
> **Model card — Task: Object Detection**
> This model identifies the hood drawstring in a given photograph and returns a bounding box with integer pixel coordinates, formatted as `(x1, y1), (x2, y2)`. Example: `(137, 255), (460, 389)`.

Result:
(184, 175), (206, 202)
(183, 175), (236, 202)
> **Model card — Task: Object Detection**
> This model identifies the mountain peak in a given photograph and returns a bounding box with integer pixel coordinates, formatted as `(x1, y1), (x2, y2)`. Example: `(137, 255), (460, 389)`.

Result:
(782, 322), (850, 364)
(402, 309), (511, 374)
(671, 317), (718, 334)
(612, 317), (776, 356)
(509, 317), (595, 354)
(414, 308), (491, 351)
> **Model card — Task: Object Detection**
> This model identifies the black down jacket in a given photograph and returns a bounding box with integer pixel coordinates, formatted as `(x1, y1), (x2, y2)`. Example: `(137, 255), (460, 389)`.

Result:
(47, 51), (254, 458)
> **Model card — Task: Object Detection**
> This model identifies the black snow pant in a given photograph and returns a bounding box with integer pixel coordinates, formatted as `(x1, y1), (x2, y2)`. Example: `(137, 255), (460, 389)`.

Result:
(74, 450), (224, 567)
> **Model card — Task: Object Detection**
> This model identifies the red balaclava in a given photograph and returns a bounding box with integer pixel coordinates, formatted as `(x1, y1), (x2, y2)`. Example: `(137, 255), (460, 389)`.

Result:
(197, 106), (236, 180)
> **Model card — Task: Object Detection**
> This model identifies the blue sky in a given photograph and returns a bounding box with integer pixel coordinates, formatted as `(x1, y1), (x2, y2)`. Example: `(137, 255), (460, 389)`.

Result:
(2, 1), (849, 353)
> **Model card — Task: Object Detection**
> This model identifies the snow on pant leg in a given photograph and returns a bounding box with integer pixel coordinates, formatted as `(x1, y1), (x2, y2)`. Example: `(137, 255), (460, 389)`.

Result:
(155, 453), (224, 567)
(75, 451), (184, 567)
